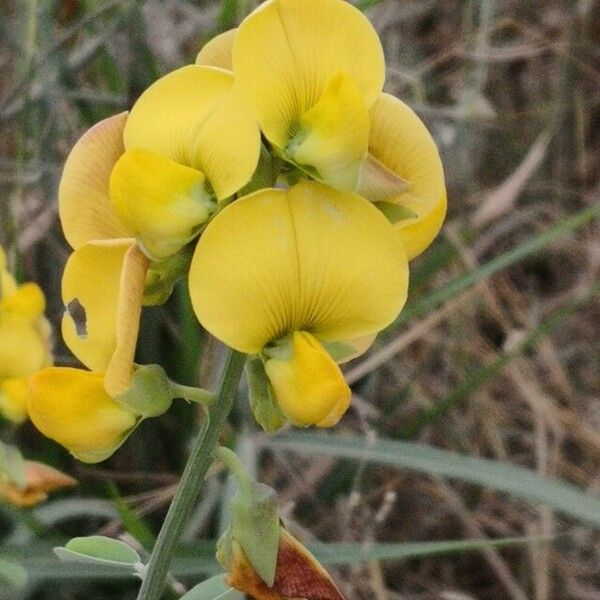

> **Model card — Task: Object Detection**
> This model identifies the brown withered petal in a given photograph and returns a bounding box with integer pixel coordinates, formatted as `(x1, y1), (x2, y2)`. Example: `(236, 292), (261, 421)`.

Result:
(0, 461), (76, 507)
(228, 530), (346, 600)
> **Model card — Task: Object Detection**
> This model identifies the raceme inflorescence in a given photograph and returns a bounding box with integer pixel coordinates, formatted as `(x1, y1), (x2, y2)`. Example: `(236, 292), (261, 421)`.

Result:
(23, 0), (446, 596)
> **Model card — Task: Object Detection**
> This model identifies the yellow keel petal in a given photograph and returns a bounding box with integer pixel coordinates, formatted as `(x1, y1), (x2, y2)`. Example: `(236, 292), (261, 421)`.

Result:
(28, 368), (138, 463)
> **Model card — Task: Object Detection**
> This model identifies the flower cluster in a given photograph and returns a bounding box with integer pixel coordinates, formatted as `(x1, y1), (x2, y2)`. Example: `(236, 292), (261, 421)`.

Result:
(27, 0), (445, 462)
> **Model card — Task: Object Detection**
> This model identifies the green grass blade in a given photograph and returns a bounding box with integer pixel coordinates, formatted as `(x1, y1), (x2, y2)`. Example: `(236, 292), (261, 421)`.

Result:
(260, 432), (600, 527)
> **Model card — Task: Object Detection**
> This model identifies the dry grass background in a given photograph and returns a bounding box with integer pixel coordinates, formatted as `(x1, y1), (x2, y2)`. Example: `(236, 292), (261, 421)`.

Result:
(0, 1), (599, 599)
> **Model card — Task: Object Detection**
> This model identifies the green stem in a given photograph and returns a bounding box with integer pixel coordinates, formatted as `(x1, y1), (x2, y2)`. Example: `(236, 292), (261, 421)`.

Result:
(136, 349), (246, 600)
(170, 382), (214, 405)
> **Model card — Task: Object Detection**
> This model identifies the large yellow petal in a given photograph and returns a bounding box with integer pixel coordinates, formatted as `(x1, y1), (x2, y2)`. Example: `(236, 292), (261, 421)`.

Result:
(368, 94), (447, 260)
(59, 113), (132, 249)
(233, 0), (384, 148)
(123, 65), (260, 201)
(61, 240), (134, 372)
(110, 149), (213, 260)
(0, 312), (46, 379)
(264, 331), (351, 427)
(189, 181), (408, 354)
(27, 368), (138, 463)
(288, 73), (370, 191)
(196, 29), (236, 70)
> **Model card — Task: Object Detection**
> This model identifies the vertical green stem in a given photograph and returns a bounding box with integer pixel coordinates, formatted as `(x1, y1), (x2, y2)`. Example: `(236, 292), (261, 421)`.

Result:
(136, 349), (246, 600)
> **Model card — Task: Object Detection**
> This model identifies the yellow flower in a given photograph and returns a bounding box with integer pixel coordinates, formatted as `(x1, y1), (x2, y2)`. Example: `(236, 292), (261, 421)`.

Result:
(0, 247), (52, 423)
(0, 460), (76, 507)
(231, 0), (384, 191)
(225, 529), (345, 600)
(189, 180), (408, 427)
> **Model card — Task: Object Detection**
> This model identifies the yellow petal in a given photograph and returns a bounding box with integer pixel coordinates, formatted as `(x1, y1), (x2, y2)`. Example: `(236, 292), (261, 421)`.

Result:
(368, 93), (447, 259)
(265, 331), (350, 427)
(189, 180), (408, 354)
(0, 461), (76, 507)
(59, 113), (132, 249)
(233, 0), (384, 149)
(110, 149), (213, 260)
(0, 378), (29, 423)
(196, 29), (237, 70)
(61, 239), (135, 372)
(103, 244), (149, 397)
(27, 368), (138, 463)
(0, 312), (46, 379)
(123, 65), (260, 201)
(0, 282), (45, 320)
(288, 73), (369, 191)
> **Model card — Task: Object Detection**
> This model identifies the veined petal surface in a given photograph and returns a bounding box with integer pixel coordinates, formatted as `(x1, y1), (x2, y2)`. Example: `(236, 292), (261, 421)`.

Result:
(196, 29), (236, 70)
(28, 368), (138, 463)
(233, 0), (384, 148)
(189, 181), (408, 354)
(368, 94), (447, 259)
(61, 239), (135, 372)
(59, 112), (132, 249)
(123, 65), (260, 201)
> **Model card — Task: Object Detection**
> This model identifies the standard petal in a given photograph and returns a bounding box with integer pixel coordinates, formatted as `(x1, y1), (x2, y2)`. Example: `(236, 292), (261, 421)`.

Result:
(196, 29), (236, 70)
(288, 73), (370, 191)
(61, 239), (134, 372)
(59, 113), (132, 249)
(27, 368), (138, 463)
(368, 94), (447, 259)
(0, 313), (47, 379)
(110, 149), (213, 260)
(123, 65), (260, 201)
(189, 181), (408, 354)
(264, 331), (351, 427)
(233, 0), (384, 148)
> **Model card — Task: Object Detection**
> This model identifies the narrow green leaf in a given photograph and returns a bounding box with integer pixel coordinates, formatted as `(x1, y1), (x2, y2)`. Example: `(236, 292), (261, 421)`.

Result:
(261, 432), (600, 527)
(180, 574), (244, 600)
(0, 557), (28, 590)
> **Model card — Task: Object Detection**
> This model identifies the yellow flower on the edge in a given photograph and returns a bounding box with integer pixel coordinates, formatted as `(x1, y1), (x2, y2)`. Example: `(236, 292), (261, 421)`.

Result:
(189, 180), (408, 427)
(0, 247), (52, 423)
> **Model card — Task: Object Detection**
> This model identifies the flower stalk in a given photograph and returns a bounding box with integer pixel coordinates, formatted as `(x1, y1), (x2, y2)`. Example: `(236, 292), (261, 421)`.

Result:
(136, 349), (246, 600)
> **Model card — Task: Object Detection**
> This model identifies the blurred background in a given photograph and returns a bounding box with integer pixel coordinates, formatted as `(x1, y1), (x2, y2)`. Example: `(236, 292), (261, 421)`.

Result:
(0, 0), (599, 598)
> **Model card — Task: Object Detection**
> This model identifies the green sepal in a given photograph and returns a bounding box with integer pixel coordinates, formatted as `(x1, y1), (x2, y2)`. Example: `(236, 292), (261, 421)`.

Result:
(0, 441), (26, 490)
(246, 356), (286, 432)
(321, 340), (358, 362)
(228, 480), (280, 587)
(116, 364), (174, 418)
(374, 201), (418, 224)
(239, 143), (283, 195)
(143, 244), (194, 306)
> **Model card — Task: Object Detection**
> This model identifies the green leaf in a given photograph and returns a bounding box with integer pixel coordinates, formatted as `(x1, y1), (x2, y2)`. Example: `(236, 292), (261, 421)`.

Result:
(311, 536), (551, 564)
(0, 442), (26, 489)
(54, 536), (142, 570)
(0, 557), (28, 590)
(180, 574), (244, 600)
(262, 432), (600, 527)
